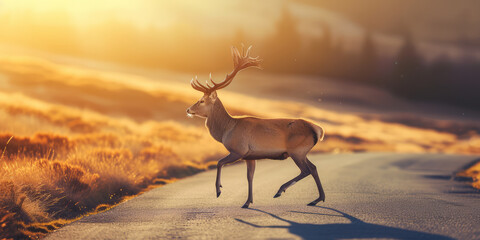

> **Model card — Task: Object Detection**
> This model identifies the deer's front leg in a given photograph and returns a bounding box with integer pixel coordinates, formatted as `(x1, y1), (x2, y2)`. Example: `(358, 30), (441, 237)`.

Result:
(242, 160), (256, 208)
(216, 153), (242, 198)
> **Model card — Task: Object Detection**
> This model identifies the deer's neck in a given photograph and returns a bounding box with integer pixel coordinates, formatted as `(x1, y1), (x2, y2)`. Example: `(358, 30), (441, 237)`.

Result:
(206, 99), (236, 143)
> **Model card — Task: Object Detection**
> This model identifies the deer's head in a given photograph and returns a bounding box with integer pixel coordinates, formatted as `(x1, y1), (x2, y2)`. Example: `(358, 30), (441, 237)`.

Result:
(186, 85), (218, 118)
(187, 46), (262, 118)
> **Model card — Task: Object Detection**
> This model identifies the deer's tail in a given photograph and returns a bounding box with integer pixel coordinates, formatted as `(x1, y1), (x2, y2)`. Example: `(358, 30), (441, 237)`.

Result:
(308, 122), (325, 145)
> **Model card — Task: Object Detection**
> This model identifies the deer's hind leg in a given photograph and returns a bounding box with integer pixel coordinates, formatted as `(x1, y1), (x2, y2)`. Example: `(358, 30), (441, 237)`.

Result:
(274, 156), (310, 198)
(306, 157), (326, 206)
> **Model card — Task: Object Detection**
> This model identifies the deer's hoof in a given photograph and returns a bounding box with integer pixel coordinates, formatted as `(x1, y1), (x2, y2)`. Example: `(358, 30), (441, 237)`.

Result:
(241, 201), (252, 208)
(216, 190), (221, 198)
(274, 189), (285, 198)
(307, 197), (324, 206)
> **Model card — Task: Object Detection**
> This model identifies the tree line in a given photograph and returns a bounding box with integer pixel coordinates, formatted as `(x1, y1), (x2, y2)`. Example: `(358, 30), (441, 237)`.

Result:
(258, 8), (480, 110)
(0, 9), (479, 109)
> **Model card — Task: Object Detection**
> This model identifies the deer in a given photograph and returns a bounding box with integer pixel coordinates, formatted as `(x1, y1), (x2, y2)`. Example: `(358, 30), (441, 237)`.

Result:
(186, 46), (325, 208)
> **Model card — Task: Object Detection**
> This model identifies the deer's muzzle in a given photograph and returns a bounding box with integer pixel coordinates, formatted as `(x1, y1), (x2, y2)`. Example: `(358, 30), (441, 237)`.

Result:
(186, 108), (194, 118)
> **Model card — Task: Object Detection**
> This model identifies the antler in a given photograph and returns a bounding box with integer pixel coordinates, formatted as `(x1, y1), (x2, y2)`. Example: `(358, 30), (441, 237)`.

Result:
(190, 45), (262, 94)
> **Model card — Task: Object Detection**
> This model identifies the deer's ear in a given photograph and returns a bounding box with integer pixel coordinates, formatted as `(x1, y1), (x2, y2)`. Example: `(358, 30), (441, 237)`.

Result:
(209, 91), (217, 101)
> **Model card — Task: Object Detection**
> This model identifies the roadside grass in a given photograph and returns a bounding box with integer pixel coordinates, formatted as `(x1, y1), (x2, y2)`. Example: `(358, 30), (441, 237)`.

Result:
(457, 161), (480, 190)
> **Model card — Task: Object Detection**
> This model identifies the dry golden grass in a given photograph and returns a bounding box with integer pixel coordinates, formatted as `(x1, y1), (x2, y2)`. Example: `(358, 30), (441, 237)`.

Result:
(457, 161), (480, 190)
(0, 127), (221, 239)
(0, 54), (479, 239)
(0, 87), (223, 238)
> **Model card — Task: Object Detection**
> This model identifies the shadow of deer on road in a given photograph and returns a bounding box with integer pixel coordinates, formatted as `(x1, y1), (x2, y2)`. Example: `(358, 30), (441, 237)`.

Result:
(235, 207), (453, 240)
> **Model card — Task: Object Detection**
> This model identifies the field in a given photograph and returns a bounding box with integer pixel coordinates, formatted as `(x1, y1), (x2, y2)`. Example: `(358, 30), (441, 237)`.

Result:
(0, 54), (479, 239)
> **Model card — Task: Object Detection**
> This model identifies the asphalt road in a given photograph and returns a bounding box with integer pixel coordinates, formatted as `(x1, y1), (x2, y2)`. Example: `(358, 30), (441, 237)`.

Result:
(46, 153), (480, 240)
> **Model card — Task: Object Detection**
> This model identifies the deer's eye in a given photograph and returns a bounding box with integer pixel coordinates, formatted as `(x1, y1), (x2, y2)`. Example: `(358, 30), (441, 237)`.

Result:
(200, 100), (205, 104)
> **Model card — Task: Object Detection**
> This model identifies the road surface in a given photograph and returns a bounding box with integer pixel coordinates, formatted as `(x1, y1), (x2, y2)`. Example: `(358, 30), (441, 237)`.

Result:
(46, 153), (480, 239)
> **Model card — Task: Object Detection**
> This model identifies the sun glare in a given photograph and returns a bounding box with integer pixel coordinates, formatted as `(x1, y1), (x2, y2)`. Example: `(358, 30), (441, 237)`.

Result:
(0, 0), (176, 28)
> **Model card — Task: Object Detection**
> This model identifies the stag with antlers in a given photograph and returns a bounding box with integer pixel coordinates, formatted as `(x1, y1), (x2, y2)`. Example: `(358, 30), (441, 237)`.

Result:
(186, 46), (325, 208)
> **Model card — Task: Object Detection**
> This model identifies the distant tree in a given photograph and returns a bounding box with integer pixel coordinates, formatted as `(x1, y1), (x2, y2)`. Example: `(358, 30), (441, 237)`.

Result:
(425, 56), (480, 109)
(390, 32), (426, 98)
(426, 56), (453, 101)
(357, 31), (379, 85)
(305, 23), (334, 75)
(262, 6), (302, 72)
(450, 57), (480, 109)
